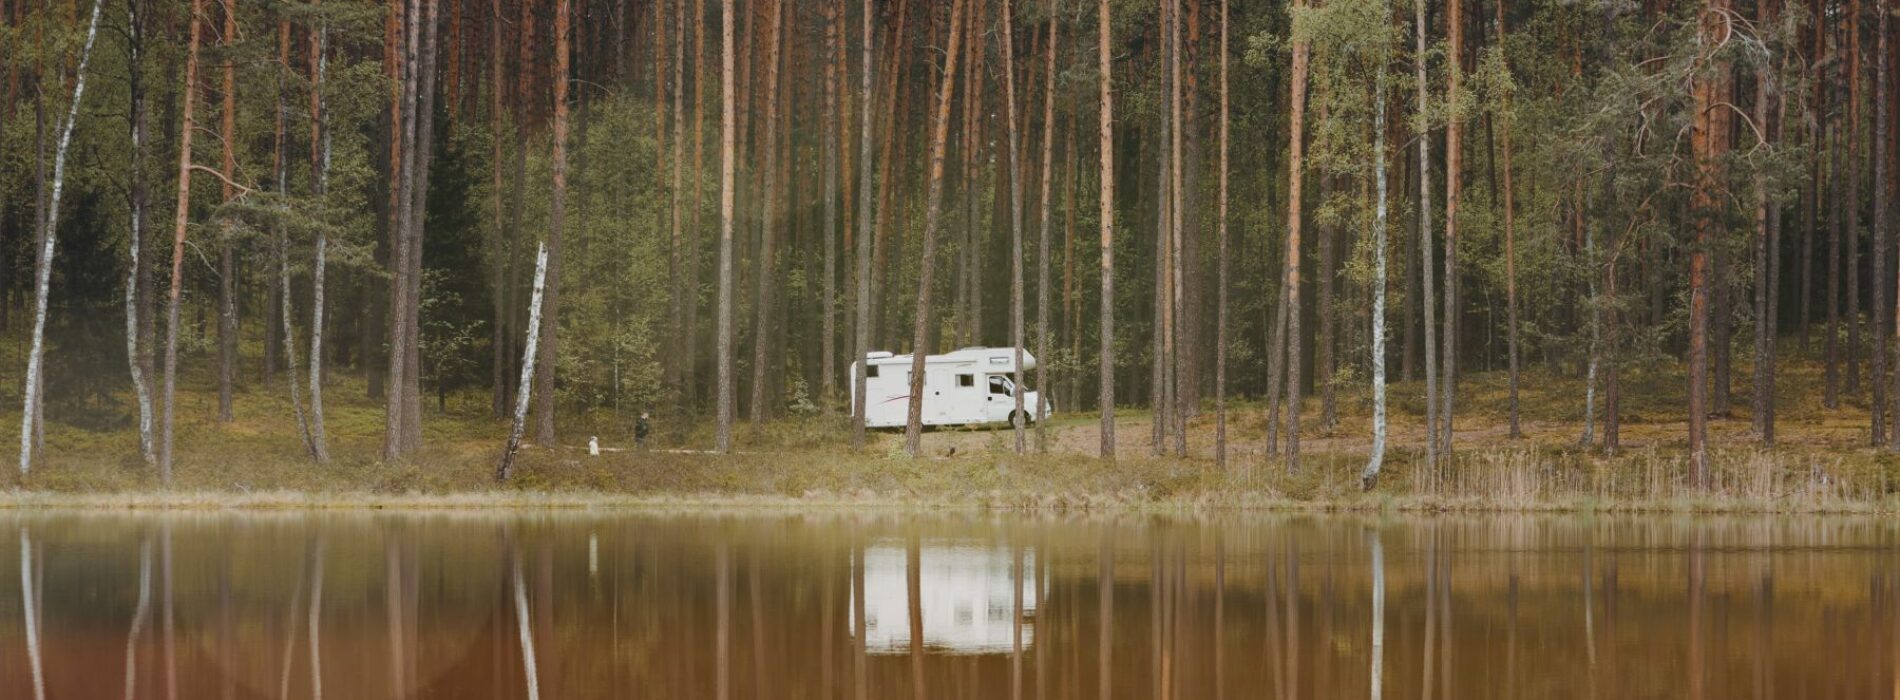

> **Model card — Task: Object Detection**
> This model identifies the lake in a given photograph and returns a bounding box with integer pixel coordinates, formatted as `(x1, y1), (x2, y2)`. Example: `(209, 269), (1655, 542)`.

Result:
(0, 511), (1893, 699)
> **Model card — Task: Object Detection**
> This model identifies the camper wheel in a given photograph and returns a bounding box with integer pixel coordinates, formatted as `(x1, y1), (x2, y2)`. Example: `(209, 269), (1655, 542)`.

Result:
(1010, 410), (1032, 428)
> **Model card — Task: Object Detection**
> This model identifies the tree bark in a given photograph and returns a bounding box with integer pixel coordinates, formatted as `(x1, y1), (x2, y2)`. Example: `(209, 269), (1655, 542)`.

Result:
(158, 0), (206, 482)
(496, 244), (551, 481)
(717, 0), (737, 452)
(822, 0), (840, 414)
(1036, 12), (1057, 453)
(1097, 0), (1116, 458)
(1416, 0), (1439, 486)
(489, 0), (508, 419)
(852, 0), (876, 450)
(308, 7), (332, 463)
(1361, 1), (1390, 489)
(533, 0), (571, 446)
(1004, 0), (1026, 453)
(126, 0), (157, 467)
(903, 0), (971, 456)
(215, 0), (238, 424)
(1498, 0), (1522, 439)
(1441, 0), (1462, 456)
(1215, 0), (1229, 469)
(18, 0), (104, 474)
(1688, 0), (1730, 488)
(748, 0), (784, 430)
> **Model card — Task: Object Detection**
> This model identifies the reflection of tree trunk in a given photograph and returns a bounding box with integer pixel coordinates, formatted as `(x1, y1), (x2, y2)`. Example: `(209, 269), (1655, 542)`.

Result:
(909, 536), (926, 700)
(1368, 531), (1384, 700)
(854, 536), (869, 699)
(164, 523), (177, 700)
(1422, 535), (1436, 700)
(750, 551), (768, 697)
(309, 536), (326, 700)
(718, 544), (732, 700)
(276, 545), (307, 700)
(511, 542), (543, 700)
(22, 530), (44, 700)
(124, 534), (153, 700)
(386, 538), (408, 696)
(1096, 529), (1113, 700)
(1012, 545), (1024, 700)
(1688, 533), (1705, 700)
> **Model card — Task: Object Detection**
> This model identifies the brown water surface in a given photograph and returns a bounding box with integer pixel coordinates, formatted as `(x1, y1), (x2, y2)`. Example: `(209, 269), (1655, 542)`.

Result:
(0, 512), (1894, 699)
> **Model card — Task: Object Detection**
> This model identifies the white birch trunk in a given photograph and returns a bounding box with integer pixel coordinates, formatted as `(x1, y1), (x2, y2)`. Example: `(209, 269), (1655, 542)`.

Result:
(1362, 26), (1391, 489)
(123, 535), (154, 700)
(19, 0), (107, 474)
(125, 0), (156, 467)
(309, 28), (332, 464)
(497, 243), (552, 482)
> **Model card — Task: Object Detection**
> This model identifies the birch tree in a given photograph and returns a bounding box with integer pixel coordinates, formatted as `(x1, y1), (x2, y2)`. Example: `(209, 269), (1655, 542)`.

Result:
(18, 0), (105, 475)
(1361, 0), (1391, 490)
(308, 4), (331, 463)
(497, 244), (552, 482)
(125, 0), (156, 467)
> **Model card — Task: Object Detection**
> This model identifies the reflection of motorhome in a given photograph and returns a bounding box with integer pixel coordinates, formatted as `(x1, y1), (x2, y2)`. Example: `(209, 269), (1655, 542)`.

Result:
(851, 542), (1037, 655)
(849, 348), (1053, 429)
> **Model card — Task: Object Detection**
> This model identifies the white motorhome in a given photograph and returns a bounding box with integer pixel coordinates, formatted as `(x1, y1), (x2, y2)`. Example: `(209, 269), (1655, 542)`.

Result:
(850, 347), (1052, 429)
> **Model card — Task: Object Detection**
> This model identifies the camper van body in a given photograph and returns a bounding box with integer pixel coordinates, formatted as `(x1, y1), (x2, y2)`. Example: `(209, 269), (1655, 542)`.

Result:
(850, 348), (1052, 429)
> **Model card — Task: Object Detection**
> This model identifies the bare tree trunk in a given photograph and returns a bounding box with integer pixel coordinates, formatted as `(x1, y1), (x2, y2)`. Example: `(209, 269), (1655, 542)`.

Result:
(1152, 0), (1174, 455)
(748, 0), (784, 430)
(1759, 0), (1782, 445)
(1827, 120), (1841, 408)
(1004, 0), (1026, 453)
(1361, 8), (1390, 489)
(385, 0), (419, 460)
(1036, 12), (1057, 452)
(535, 0), (571, 446)
(1441, 0), (1462, 456)
(1416, 0), (1439, 488)
(903, 0), (971, 456)
(1284, 0), (1310, 473)
(1168, 0), (1187, 458)
(852, 0), (877, 450)
(308, 8), (332, 463)
(215, 0), (238, 425)
(496, 244), (551, 481)
(127, 0), (157, 467)
(1215, 0), (1229, 469)
(823, 0), (840, 414)
(18, 0), (104, 474)
(1688, 0), (1730, 488)
(489, 0), (508, 418)
(1873, 0), (1891, 446)
(1097, 0), (1116, 458)
(1497, 0), (1521, 439)
(1848, 0), (1865, 399)
(717, 0), (737, 452)
(158, 0), (207, 482)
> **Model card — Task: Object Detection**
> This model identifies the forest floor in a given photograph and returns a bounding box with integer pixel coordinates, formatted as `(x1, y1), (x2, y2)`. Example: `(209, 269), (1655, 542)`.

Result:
(3, 339), (1898, 512)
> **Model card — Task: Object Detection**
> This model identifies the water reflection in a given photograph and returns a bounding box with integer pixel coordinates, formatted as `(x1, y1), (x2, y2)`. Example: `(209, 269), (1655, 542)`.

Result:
(0, 514), (1894, 699)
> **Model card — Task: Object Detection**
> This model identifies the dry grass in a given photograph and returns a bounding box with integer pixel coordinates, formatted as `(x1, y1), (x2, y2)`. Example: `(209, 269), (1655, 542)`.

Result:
(3, 336), (1896, 513)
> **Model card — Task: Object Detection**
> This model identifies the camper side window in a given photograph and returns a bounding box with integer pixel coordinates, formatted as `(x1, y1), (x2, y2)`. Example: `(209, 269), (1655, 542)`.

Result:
(988, 376), (1011, 396)
(957, 374), (975, 388)
(865, 365), (880, 378)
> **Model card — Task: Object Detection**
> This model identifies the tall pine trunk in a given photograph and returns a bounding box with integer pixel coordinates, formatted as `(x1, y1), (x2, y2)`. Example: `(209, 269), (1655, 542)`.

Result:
(1215, 0), (1230, 468)
(903, 0), (971, 456)
(1416, 0), (1440, 486)
(1003, 0), (1026, 453)
(159, 0), (206, 481)
(1097, 0), (1117, 458)
(822, 0), (840, 414)
(1285, 0), (1310, 473)
(1036, 11), (1057, 453)
(215, 0), (238, 424)
(1441, 0), (1462, 455)
(535, 0), (571, 446)
(717, 0), (738, 452)
(748, 0), (784, 430)
(1497, 0), (1521, 439)
(852, 0), (876, 449)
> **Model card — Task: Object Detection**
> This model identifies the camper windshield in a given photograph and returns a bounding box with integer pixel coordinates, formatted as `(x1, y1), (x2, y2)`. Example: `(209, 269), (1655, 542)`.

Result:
(987, 376), (1016, 396)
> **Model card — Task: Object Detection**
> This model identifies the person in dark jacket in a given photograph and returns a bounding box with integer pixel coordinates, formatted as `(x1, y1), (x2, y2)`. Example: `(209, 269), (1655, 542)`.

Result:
(634, 412), (652, 449)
